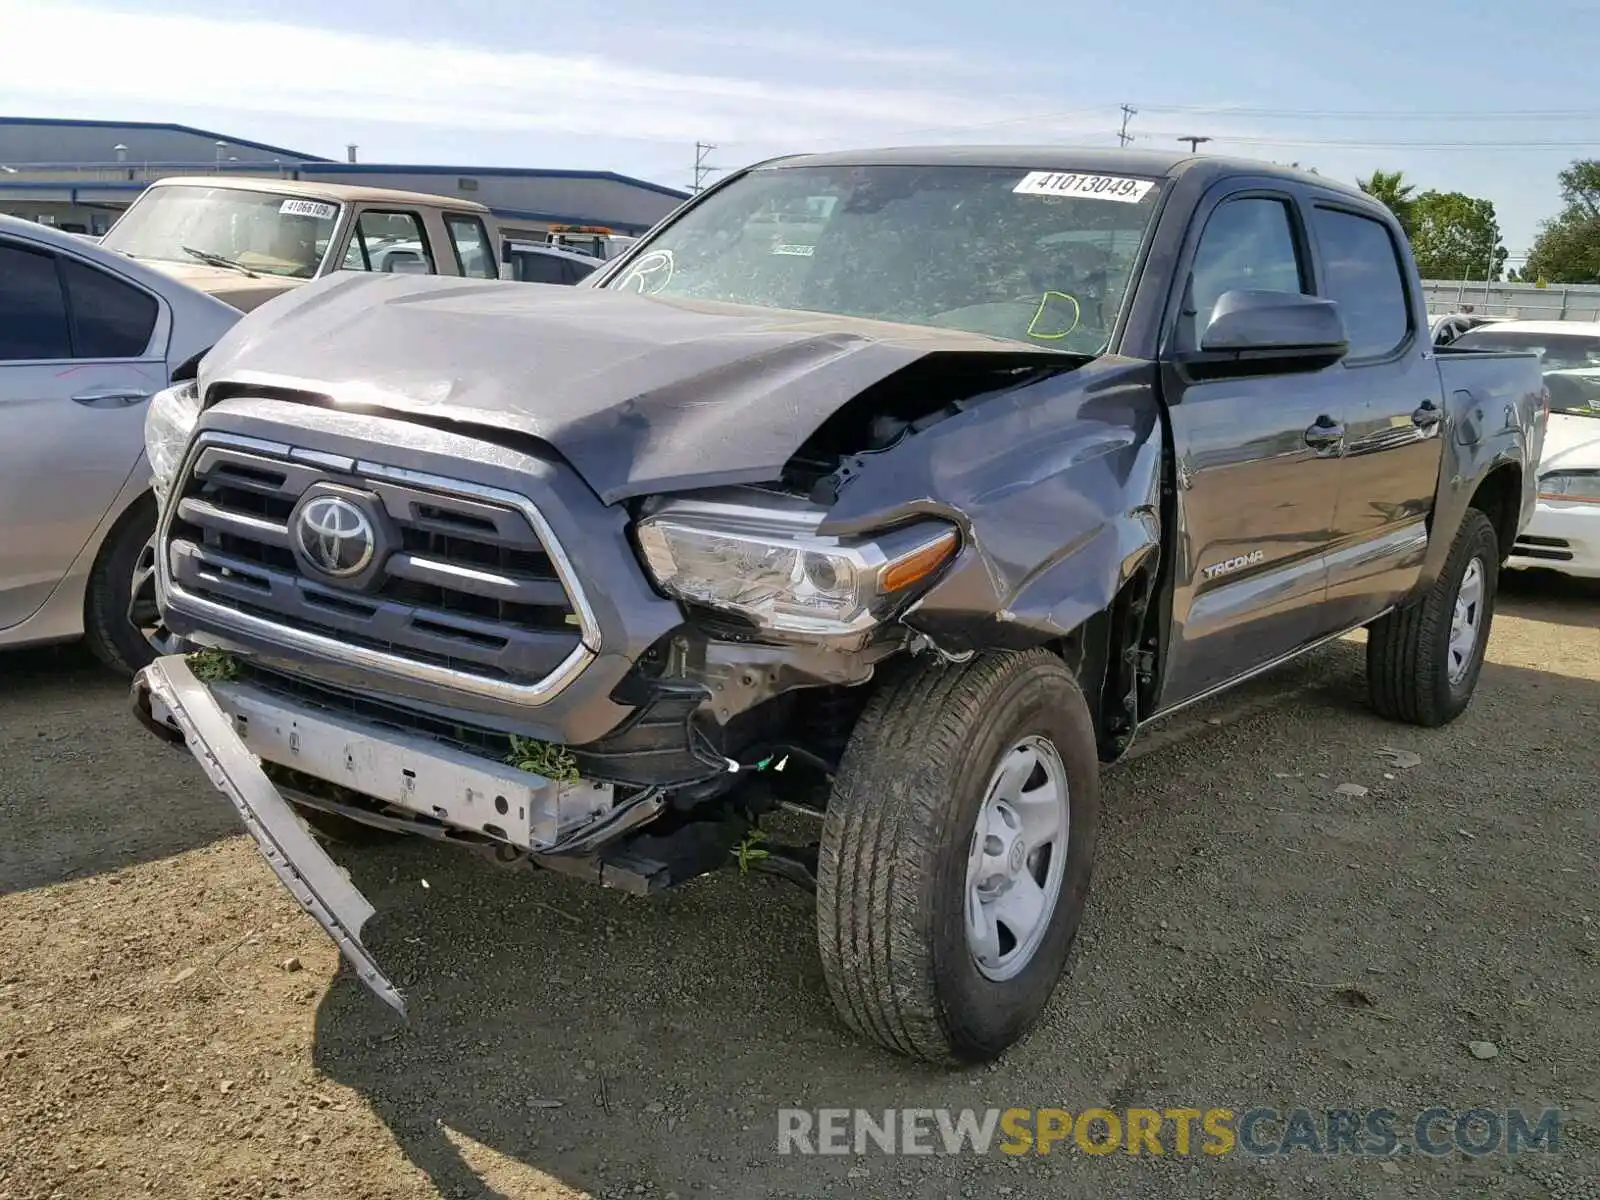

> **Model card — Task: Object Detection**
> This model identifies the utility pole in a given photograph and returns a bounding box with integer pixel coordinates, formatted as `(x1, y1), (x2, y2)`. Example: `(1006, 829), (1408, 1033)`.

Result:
(1117, 105), (1137, 148)
(691, 142), (719, 193)
(1177, 135), (1212, 154)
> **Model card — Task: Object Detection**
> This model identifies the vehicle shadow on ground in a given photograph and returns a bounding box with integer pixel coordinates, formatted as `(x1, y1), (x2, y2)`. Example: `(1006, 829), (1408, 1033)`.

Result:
(1500, 569), (1600, 630)
(308, 636), (1600, 1199)
(0, 644), (238, 894)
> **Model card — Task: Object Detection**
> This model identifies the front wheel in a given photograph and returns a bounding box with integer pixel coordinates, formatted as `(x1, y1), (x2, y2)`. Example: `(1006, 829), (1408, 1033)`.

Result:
(816, 649), (1100, 1065)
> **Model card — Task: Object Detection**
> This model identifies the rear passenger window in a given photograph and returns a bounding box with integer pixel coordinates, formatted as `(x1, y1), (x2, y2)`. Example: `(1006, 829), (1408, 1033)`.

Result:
(1312, 207), (1411, 359)
(445, 215), (497, 279)
(61, 258), (158, 357)
(0, 242), (71, 360)
(518, 252), (568, 285)
(1187, 197), (1307, 341)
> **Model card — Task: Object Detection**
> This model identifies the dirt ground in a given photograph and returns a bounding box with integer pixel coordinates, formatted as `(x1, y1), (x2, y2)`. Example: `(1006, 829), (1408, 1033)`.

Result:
(1, 572), (1596, 1200)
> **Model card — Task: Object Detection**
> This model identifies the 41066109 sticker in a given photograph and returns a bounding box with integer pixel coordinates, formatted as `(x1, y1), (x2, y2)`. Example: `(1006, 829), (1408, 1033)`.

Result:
(1013, 172), (1155, 204)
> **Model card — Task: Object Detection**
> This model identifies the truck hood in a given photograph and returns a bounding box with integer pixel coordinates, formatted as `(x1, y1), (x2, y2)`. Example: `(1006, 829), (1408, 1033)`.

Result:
(131, 258), (302, 313)
(198, 271), (1073, 504)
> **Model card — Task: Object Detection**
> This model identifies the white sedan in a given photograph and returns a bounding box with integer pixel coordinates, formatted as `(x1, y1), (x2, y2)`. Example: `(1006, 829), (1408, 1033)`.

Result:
(0, 215), (241, 671)
(1452, 320), (1600, 580)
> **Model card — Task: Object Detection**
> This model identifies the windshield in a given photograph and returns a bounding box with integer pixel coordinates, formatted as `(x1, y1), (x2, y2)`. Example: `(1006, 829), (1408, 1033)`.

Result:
(1452, 328), (1600, 418)
(102, 186), (340, 280)
(603, 164), (1162, 354)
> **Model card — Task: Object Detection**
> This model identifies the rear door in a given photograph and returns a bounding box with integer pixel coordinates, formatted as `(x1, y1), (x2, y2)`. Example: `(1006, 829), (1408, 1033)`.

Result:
(1155, 182), (1351, 708)
(340, 208), (436, 275)
(0, 237), (166, 629)
(1307, 200), (1445, 627)
(443, 213), (499, 279)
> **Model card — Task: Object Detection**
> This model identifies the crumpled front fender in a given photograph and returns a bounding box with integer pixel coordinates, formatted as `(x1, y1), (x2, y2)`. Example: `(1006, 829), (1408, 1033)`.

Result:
(817, 357), (1165, 652)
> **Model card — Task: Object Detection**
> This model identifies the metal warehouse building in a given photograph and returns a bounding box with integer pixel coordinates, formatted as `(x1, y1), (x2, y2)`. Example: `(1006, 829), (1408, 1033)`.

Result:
(0, 116), (688, 239)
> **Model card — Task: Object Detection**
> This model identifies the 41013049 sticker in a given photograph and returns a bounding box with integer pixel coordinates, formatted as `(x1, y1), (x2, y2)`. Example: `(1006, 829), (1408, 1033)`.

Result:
(1013, 172), (1155, 204)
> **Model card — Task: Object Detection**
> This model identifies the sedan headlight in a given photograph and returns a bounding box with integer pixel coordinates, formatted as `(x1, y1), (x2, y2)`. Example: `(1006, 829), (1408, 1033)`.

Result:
(635, 492), (959, 638)
(1539, 471), (1600, 502)
(144, 380), (201, 502)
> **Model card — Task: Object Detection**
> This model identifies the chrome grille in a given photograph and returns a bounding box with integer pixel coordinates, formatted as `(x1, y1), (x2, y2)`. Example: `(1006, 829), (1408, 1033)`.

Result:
(164, 436), (591, 689)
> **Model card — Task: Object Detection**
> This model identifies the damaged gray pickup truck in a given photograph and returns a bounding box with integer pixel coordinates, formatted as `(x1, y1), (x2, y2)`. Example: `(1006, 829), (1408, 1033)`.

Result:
(131, 148), (1547, 1065)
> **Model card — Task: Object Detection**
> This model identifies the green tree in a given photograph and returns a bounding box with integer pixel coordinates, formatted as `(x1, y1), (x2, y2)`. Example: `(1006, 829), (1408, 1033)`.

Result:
(1523, 159), (1600, 283)
(1409, 190), (1507, 280)
(1357, 169), (1417, 237)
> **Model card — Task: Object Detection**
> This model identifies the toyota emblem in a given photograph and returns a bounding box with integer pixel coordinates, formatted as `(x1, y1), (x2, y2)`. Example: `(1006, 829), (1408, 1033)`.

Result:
(297, 495), (376, 577)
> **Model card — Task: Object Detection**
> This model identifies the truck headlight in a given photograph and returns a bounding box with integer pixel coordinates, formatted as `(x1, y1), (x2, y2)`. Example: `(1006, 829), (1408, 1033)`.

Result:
(144, 380), (201, 502)
(1539, 471), (1600, 502)
(635, 493), (958, 637)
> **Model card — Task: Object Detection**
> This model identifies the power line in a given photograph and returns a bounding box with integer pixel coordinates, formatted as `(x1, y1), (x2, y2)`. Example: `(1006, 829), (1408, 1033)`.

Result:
(1135, 104), (1600, 122)
(1142, 130), (1600, 150)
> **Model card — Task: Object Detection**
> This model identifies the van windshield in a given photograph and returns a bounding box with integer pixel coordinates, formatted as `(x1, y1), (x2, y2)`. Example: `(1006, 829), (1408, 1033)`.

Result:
(102, 186), (339, 280)
(603, 163), (1162, 355)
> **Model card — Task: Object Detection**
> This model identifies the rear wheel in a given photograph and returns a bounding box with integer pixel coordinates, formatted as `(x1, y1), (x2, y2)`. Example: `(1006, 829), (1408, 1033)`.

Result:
(1366, 508), (1499, 727)
(83, 495), (173, 676)
(816, 649), (1100, 1064)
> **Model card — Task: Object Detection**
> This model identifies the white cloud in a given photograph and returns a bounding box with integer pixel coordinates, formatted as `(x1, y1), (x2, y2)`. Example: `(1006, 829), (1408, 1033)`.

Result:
(0, 1), (1110, 150)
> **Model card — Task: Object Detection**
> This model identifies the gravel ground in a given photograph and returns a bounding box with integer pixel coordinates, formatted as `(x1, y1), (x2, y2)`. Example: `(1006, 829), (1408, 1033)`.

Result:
(1, 572), (1596, 1200)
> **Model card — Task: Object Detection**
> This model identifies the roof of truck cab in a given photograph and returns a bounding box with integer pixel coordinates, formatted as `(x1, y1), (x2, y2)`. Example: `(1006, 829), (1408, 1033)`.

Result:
(144, 175), (493, 211)
(758, 145), (1366, 200)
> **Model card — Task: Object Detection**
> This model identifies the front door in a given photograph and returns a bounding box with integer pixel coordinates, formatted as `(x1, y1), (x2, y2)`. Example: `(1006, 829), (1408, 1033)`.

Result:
(0, 238), (166, 629)
(1155, 187), (1349, 710)
(1307, 201), (1445, 628)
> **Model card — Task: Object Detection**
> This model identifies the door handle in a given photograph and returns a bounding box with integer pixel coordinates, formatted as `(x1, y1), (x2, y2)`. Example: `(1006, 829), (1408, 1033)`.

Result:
(71, 386), (151, 408)
(1411, 399), (1443, 428)
(1303, 415), (1345, 453)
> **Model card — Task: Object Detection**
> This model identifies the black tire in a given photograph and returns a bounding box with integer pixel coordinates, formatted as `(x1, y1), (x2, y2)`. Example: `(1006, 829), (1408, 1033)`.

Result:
(1367, 508), (1499, 727)
(83, 494), (162, 677)
(816, 649), (1100, 1065)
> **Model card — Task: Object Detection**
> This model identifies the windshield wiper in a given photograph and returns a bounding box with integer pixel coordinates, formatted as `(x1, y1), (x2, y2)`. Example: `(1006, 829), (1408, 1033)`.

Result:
(182, 246), (259, 278)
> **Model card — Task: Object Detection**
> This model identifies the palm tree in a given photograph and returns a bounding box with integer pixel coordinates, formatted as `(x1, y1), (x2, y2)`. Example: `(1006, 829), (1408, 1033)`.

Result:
(1358, 170), (1417, 238)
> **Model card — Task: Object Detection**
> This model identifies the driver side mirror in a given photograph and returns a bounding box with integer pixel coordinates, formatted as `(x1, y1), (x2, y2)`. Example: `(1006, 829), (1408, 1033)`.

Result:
(1187, 289), (1349, 374)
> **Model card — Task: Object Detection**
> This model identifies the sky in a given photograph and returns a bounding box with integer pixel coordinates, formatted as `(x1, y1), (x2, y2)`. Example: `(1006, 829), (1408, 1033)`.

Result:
(1, 0), (1596, 258)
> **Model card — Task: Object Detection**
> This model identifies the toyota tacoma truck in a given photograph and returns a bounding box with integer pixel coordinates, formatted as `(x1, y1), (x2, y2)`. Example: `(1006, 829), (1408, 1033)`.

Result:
(130, 147), (1546, 1065)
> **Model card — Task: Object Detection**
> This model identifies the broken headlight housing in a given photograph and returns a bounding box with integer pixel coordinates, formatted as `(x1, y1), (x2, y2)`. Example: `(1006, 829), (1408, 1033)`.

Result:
(144, 379), (201, 504)
(635, 491), (958, 638)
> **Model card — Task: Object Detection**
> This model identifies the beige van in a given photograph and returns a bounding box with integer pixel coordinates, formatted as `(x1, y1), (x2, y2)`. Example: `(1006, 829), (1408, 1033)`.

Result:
(98, 176), (506, 311)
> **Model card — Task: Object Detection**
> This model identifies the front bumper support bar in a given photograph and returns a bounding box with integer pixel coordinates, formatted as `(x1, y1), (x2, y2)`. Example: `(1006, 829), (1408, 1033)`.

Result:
(132, 655), (406, 1018)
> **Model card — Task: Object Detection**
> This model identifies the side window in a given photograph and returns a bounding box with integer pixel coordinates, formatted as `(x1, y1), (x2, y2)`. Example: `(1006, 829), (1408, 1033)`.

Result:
(1186, 196), (1307, 344)
(445, 215), (497, 279)
(518, 252), (568, 285)
(340, 210), (434, 274)
(0, 242), (71, 361)
(1312, 207), (1411, 359)
(61, 258), (159, 358)
(565, 258), (598, 285)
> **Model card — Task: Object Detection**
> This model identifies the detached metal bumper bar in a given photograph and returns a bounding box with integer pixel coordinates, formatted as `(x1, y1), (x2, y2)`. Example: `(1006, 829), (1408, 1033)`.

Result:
(132, 655), (406, 1018)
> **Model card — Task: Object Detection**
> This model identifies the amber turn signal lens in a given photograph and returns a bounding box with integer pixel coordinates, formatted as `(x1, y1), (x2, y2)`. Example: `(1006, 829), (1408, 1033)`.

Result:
(879, 529), (959, 593)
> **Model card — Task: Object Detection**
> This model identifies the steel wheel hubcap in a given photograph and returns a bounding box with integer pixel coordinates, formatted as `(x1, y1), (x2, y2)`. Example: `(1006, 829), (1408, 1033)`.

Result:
(1447, 557), (1485, 686)
(965, 735), (1070, 982)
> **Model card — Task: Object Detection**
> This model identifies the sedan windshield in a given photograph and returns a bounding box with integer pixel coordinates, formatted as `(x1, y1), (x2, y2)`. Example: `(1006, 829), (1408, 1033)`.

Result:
(603, 164), (1163, 355)
(1452, 327), (1600, 418)
(102, 186), (339, 280)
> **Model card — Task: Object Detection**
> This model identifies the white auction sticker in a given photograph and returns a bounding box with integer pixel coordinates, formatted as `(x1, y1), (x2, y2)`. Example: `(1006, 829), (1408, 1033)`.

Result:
(279, 198), (338, 220)
(1013, 172), (1154, 204)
